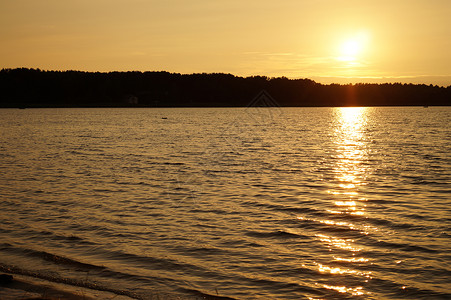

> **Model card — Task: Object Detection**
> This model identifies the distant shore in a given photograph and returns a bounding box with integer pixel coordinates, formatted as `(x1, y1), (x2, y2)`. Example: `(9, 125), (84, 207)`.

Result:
(1, 68), (450, 108)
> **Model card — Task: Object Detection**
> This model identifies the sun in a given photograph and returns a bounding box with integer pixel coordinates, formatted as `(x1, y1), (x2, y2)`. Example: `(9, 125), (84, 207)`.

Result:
(341, 40), (361, 58)
(336, 32), (369, 62)
(338, 39), (362, 62)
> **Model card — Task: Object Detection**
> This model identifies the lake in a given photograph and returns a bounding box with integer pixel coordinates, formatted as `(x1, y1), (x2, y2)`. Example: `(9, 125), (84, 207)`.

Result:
(0, 107), (450, 299)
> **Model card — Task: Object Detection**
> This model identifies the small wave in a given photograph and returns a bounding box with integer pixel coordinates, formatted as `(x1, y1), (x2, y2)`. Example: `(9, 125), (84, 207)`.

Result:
(240, 201), (322, 216)
(38, 231), (92, 245)
(1, 245), (105, 271)
(218, 239), (264, 248)
(171, 245), (231, 257)
(162, 162), (185, 166)
(374, 240), (439, 254)
(364, 216), (430, 232)
(245, 229), (307, 239)
(0, 263), (143, 300)
(294, 217), (367, 238)
(26, 249), (105, 270)
(100, 248), (209, 274)
(370, 276), (451, 299)
(181, 288), (237, 300)
(0, 242), (13, 249)
(189, 208), (228, 214)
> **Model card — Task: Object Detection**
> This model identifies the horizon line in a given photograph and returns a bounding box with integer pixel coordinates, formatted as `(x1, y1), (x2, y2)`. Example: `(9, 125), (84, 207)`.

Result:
(2, 67), (450, 88)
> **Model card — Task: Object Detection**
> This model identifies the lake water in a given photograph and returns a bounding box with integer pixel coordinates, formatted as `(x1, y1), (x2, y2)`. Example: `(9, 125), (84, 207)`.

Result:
(0, 107), (450, 299)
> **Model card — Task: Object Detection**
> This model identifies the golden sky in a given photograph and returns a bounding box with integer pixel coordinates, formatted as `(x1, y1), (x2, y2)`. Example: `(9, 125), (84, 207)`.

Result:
(1, 0), (450, 85)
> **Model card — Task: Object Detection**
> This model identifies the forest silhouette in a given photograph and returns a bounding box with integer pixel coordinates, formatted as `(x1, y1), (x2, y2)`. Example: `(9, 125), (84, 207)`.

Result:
(1, 68), (449, 108)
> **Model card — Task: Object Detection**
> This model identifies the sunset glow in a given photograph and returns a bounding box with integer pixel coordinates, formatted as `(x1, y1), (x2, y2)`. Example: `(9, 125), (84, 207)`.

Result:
(340, 40), (361, 60)
(0, 0), (450, 85)
(337, 32), (369, 63)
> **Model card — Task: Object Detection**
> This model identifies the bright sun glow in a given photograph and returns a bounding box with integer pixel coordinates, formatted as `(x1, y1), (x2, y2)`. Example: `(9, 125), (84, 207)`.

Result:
(341, 40), (361, 58)
(337, 32), (370, 62)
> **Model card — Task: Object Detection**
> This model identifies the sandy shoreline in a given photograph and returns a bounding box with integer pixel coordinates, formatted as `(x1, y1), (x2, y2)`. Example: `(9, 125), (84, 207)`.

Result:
(0, 273), (134, 300)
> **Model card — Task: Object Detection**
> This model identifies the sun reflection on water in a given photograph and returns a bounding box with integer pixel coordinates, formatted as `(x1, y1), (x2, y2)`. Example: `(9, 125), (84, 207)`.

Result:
(333, 256), (369, 263)
(323, 284), (365, 296)
(316, 234), (362, 252)
(328, 107), (369, 215)
(312, 107), (372, 296)
(316, 263), (371, 277)
(296, 216), (376, 235)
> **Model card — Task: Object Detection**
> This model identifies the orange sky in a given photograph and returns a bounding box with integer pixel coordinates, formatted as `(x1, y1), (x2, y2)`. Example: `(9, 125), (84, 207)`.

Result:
(1, 0), (450, 85)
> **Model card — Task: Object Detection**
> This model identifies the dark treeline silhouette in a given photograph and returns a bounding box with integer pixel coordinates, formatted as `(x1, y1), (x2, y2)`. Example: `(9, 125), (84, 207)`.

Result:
(1, 68), (449, 107)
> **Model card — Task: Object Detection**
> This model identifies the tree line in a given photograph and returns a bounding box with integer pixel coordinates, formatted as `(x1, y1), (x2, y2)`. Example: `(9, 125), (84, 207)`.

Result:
(0, 68), (449, 107)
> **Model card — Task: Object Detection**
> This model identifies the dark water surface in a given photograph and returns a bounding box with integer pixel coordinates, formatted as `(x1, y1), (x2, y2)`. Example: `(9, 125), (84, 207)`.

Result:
(0, 107), (450, 299)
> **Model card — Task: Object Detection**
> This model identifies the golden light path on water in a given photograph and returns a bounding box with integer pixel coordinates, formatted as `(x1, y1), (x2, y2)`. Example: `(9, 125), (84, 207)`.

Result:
(314, 107), (373, 297)
(330, 107), (368, 216)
